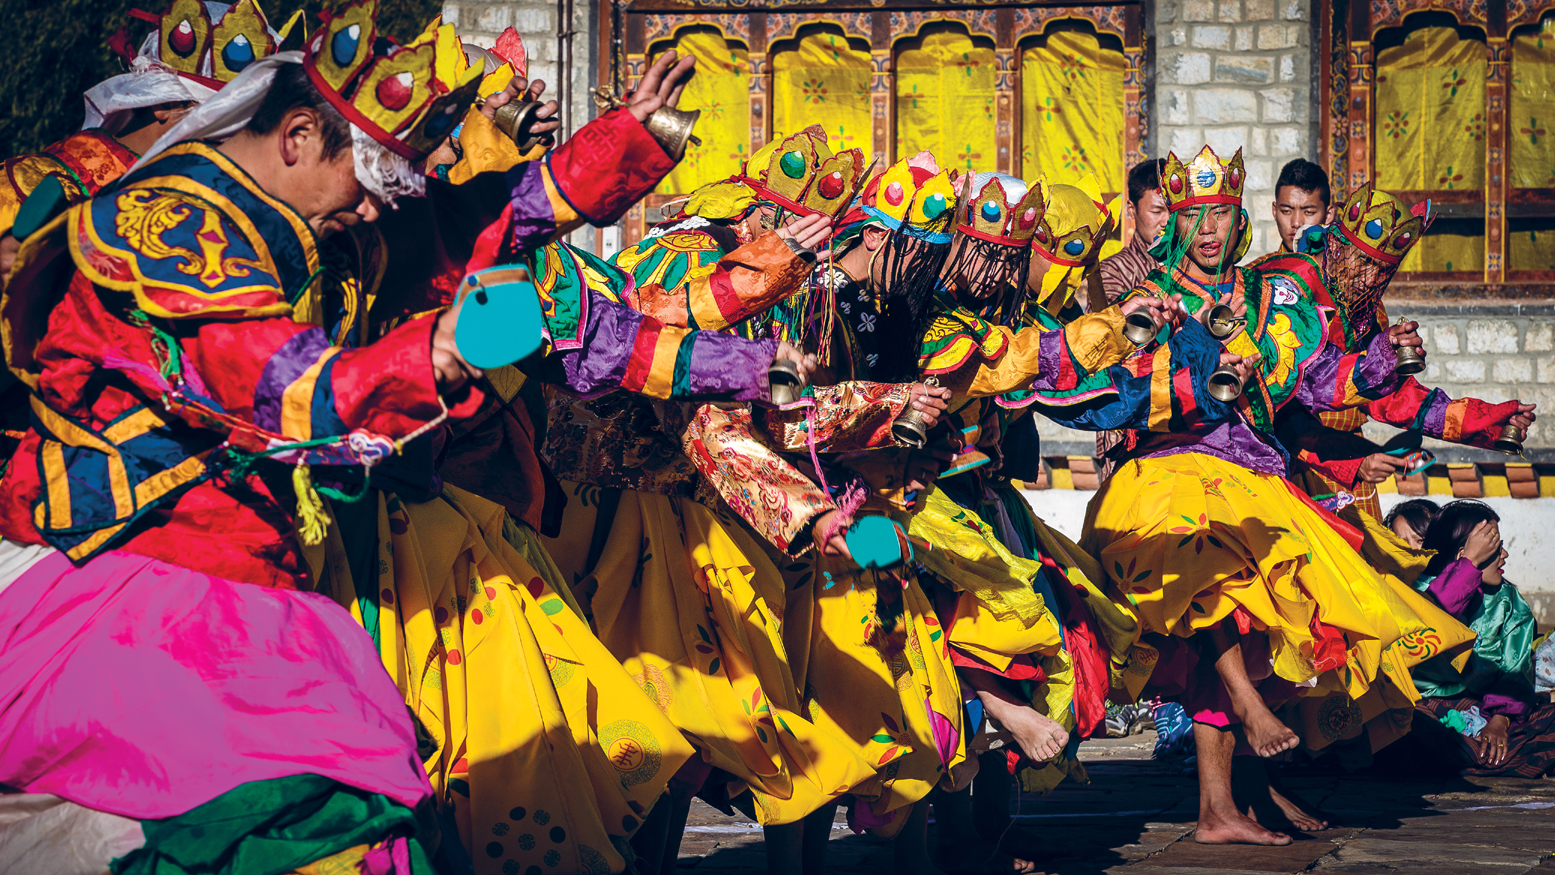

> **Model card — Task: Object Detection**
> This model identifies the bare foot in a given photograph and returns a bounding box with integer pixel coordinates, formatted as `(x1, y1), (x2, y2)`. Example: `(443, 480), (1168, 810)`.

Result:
(1194, 808), (1292, 846)
(931, 845), (1037, 875)
(1267, 784), (1328, 832)
(1230, 697), (1298, 758)
(992, 707), (1069, 763)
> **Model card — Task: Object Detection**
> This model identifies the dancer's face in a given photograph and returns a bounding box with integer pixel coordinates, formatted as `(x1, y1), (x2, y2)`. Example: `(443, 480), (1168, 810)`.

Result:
(863, 226), (891, 287)
(941, 234), (1000, 300)
(1174, 204), (1244, 276)
(1026, 250), (1052, 295)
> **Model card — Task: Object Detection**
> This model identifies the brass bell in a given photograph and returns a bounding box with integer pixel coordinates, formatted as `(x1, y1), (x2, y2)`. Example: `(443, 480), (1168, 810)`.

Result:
(768, 358), (805, 407)
(1205, 303), (1244, 340)
(1492, 423), (1524, 456)
(1122, 310), (1162, 346)
(891, 377), (938, 449)
(1207, 364), (1246, 403)
(492, 99), (546, 152)
(644, 106), (702, 161)
(1394, 345), (1426, 376)
(1393, 315), (1426, 376)
(893, 412), (929, 449)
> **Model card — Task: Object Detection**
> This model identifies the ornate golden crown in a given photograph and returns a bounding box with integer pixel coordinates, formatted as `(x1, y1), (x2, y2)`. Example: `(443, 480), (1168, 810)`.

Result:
(1162, 145), (1245, 212)
(1032, 174), (1113, 267)
(739, 126), (867, 217)
(434, 22), (527, 105)
(956, 172), (1045, 247)
(124, 0), (300, 89)
(304, 0), (483, 161)
(1333, 182), (1432, 265)
(857, 151), (956, 240)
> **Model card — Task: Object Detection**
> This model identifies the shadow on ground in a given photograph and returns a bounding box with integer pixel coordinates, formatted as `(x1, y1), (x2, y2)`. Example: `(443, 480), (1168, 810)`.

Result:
(676, 733), (1555, 874)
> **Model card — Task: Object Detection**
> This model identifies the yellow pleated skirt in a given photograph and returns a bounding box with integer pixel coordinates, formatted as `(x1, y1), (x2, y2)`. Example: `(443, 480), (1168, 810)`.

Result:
(544, 483), (880, 825)
(308, 485), (691, 875)
(1082, 453), (1475, 751)
(769, 543), (967, 822)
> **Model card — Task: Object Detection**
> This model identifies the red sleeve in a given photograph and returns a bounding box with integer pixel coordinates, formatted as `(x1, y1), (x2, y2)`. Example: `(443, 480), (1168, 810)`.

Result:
(177, 308), (478, 442)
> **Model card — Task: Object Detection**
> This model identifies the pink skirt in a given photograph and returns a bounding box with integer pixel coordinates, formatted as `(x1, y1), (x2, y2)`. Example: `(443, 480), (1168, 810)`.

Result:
(0, 548), (431, 819)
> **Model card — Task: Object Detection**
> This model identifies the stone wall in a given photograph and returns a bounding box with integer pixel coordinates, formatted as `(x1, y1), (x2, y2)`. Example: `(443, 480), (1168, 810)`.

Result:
(1153, 0), (1312, 260)
(1384, 303), (1555, 457)
(442, 0), (597, 168)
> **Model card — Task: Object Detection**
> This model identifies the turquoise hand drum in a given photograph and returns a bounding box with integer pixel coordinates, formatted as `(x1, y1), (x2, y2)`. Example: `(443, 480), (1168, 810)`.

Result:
(454, 266), (545, 370)
(845, 516), (914, 571)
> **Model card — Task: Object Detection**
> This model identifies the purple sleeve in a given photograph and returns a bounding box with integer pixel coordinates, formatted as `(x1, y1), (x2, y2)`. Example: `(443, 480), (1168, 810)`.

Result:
(1428, 558), (1485, 618)
(544, 289), (777, 403)
(508, 161), (559, 255)
(1294, 330), (1403, 414)
(1481, 693), (1532, 720)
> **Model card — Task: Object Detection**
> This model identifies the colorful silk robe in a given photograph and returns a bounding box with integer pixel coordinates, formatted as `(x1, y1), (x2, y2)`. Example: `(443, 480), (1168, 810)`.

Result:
(0, 108), (732, 588)
(1112, 254), (1406, 478)
(0, 129), (137, 236)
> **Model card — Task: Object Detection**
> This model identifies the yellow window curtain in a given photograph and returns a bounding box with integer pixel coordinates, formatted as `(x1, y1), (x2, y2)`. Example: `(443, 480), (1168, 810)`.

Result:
(772, 28), (872, 154)
(1511, 18), (1555, 269)
(1020, 30), (1126, 195)
(1376, 25), (1487, 273)
(652, 29), (750, 195)
(894, 26), (996, 174)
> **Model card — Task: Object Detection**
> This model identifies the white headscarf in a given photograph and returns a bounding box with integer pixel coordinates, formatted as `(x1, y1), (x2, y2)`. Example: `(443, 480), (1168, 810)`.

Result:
(82, 56), (214, 134)
(130, 51), (424, 206)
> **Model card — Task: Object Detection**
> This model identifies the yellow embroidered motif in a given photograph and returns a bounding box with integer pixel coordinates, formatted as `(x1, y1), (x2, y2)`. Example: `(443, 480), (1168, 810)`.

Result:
(115, 190), (197, 265)
(1262, 312), (1304, 390)
(114, 190), (264, 289)
(651, 231), (720, 254)
(920, 312), (1008, 372)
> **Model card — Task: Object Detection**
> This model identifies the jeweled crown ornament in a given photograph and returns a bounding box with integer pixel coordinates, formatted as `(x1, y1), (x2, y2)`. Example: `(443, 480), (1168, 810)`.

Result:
(123, 0), (301, 89)
(1030, 175), (1114, 315)
(853, 151), (957, 241)
(304, 0), (483, 161)
(739, 126), (867, 218)
(1032, 175), (1112, 267)
(1310, 183), (1434, 355)
(1334, 182), (1431, 265)
(1161, 145), (1246, 212)
(956, 172), (1045, 247)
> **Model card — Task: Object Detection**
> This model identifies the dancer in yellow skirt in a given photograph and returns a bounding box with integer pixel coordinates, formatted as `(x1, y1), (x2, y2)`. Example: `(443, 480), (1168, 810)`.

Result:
(671, 151), (987, 874)
(1084, 145), (1476, 846)
(299, 43), (821, 874)
(543, 132), (957, 874)
(891, 172), (1240, 870)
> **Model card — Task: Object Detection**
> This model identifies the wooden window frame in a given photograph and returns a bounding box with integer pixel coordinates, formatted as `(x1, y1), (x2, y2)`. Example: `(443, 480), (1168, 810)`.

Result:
(603, 1), (1148, 249)
(1319, 0), (1555, 297)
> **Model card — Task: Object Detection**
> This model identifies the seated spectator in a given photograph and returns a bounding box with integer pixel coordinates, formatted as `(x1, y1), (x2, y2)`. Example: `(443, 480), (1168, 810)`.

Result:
(1385, 498), (1440, 549)
(1411, 501), (1555, 777)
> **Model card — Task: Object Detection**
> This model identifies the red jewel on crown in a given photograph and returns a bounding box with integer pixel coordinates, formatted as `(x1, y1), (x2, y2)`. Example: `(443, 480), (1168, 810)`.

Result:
(884, 181), (905, 207)
(1169, 174), (1184, 194)
(1227, 167), (1241, 189)
(818, 171), (845, 200)
(1349, 202), (1362, 221)
(169, 20), (197, 56)
(1020, 207), (1038, 229)
(1035, 228), (1049, 244)
(376, 72), (414, 111)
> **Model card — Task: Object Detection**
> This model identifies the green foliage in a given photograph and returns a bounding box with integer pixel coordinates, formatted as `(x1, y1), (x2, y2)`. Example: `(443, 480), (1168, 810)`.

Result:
(0, 0), (443, 158)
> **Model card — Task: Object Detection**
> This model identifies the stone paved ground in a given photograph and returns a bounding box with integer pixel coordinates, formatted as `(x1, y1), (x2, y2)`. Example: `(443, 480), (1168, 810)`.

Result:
(675, 733), (1555, 874)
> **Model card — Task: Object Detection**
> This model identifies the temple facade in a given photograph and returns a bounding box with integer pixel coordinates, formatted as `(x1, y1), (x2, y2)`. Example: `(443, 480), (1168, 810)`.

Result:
(446, 0), (1555, 457)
